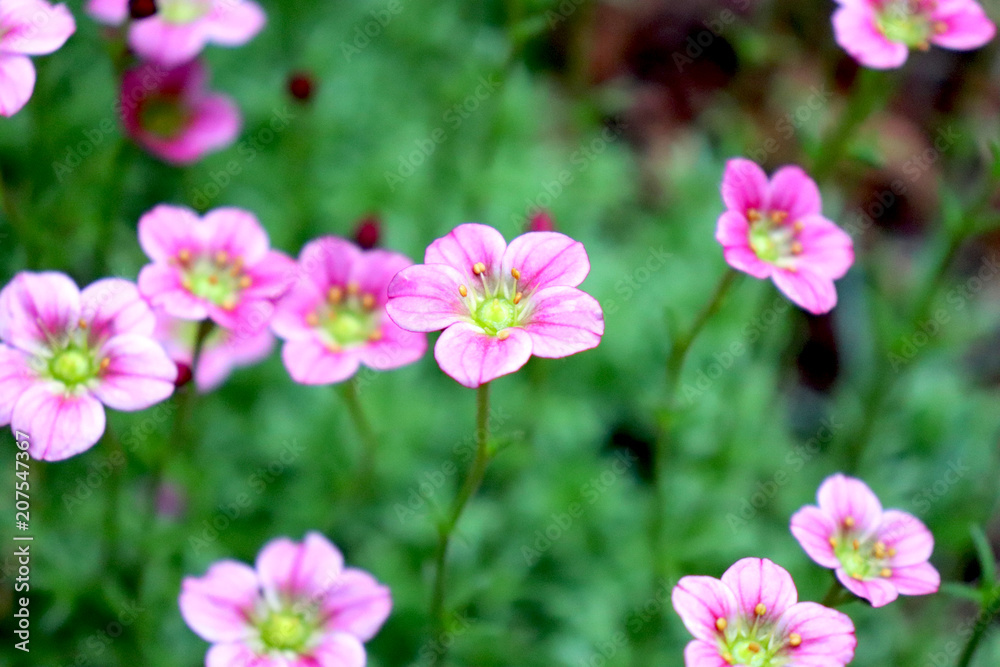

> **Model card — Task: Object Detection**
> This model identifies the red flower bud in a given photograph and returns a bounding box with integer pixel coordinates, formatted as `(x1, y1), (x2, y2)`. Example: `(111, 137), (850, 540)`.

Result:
(354, 215), (381, 249)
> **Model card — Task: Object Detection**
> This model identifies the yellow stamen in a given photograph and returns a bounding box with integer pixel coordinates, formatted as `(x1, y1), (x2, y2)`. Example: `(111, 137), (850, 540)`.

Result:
(917, 40), (930, 51)
(747, 208), (761, 222)
(852, 539), (860, 551)
(511, 268), (521, 280)
(362, 294), (376, 310)
(793, 220), (804, 232)
(368, 330), (383, 342)
(99, 357), (111, 371)
(78, 319), (88, 330)
(208, 275), (219, 285)
(305, 312), (319, 326)
(239, 276), (252, 289)
(346, 282), (359, 296)
(851, 572), (863, 580)
(472, 262), (486, 275)
(497, 329), (510, 341)
(722, 652), (734, 665)
(513, 292), (523, 305)
(181, 277), (193, 290)
(770, 210), (788, 223)
(327, 341), (342, 353)
(844, 516), (855, 528)
(881, 568), (892, 578)
(715, 618), (727, 632)
(888, 547), (897, 557)
(178, 249), (191, 263)
(222, 297), (236, 311)
(747, 642), (761, 654)
(873, 541), (887, 558)
(933, 21), (947, 34)
(791, 241), (803, 254)
(328, 286), (343, 303)
(754, 603), (767, 616)
(789, 633), (802, 647)
(459, 285), (468, 297)
(231, 257), (244, 273)
(829, 536), (838, 548)
(215, 250), (229, 265)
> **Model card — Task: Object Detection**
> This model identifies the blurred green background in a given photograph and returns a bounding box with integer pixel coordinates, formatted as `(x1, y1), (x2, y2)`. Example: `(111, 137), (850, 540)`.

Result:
(2, 0), (1000, 665)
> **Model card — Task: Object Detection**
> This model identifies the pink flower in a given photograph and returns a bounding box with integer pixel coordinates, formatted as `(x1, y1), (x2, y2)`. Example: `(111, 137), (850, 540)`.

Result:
(716, 159), (854, 315)
(0, 273), (176, 461)
(86, 0), (265, 67)
(153, 307), (274, 392)
(386, 224), (604, 388)
(137, 204), (295, 331)
(179, 531), (391, 667)
(833, 0), (995, 69)
(672, 557), (856, 667)
(271, 237), (427, 385)
(0, 0), (76, 117)
(120, 60), (240, 165)
(791, 473), (941, 607)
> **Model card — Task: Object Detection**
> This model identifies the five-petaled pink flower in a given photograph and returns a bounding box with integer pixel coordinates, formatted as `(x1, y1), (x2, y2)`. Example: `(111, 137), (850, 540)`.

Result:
(672, 557), (856, 667)
(386, 223), (604, 388)
(121, 60), (241, 165)
(790, 473), (940, 608)
(179, 531), (391, 667)
(153, 307), (275, 392)
(137, 204), (295, 331)
(0, 273), (176, 461)
(832, 0), (995, 69)
(716, 159), (854, 315)
(86, 0), (265, 67)
(0, 0), (76, 117)
(271, 237), (427, 385)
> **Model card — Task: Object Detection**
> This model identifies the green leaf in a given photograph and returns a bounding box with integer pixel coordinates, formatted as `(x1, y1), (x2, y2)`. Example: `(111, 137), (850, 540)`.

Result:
(971, 524), (997, 587)
(940, 582), (985, 604)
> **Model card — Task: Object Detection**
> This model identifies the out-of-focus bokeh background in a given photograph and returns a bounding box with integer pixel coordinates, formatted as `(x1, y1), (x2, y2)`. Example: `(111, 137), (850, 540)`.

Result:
(2, 0), (1000, 665)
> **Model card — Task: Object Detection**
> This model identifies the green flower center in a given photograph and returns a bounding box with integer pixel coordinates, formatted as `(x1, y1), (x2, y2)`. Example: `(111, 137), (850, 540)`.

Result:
(475, 297), (516, 334)
(876, 1), (934, 47)
(176, 250), (253, 311)
(50, 348), (96, 386)
(832, 528), (894, 582)
(731, 637), (777, 667)
(746, 209), (801, 269)
(140, 96), (189, 138)
(159, 0), (211, 24)
(306, 284), (383, 350)
(259, 611), (310, 652)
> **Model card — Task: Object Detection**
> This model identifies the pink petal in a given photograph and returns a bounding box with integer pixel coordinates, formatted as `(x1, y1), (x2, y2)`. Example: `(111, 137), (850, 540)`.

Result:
(179, 560), (259, 643)
(308, 633), (366, 667)
(255, 532), (345, 601)
(816, 474), (883, 537)
(832, 5), (909, 69)
(796, 215), (854, 280)
(889, 561), (940, 596)
(721, 158), (769, 214)
(790, 506), (841, 569)
(195, 327), (274, 392)
(138, 264), (209, 321)
(723, 245), (773, 280)
(715, 210), (750, 247)
(836, 569), (898, 607)
(319, 568), (392, 641)
(433, 322), (532, 388)
(138, 204), (204, 262)
(85, 0), (127, 24)
(0, 0), (75, 55)
(521, 286), (603, 358)
(500, 231), (590, 293)
(424, 223), (508, 284)
(128, 19), (210, 67)
(350, 249), (413, 304)
(778, 601), (856, 664)
(878, 509), (934, 567)
(271, 281), (325, 342)
(205, 0), (266, 45)
(768, 166), (822, 221)
(0, 344), (34, 425)
(385, 264), (469, 333)
(931, 0), (996, 49)
(0, 54), (34, 117)
(671, 575), (738, 643)
(206, 642), (268, 667)
(11, 383), (106, 461)
(0, 271), (80, 355)
(771, 269), (839, 315)
(297, 237), (363, 293)
(80, 278), (156, 344)
(683, 640), (730, 667)
(163, 93), (241, 164)
(280, 339), (361, 385)
(720, 557), (798, 620)
(242, 251), (298, 301)
(91, 335), (176, 411)
(203, 207), (270, 266)
(355, 319), (427, 371)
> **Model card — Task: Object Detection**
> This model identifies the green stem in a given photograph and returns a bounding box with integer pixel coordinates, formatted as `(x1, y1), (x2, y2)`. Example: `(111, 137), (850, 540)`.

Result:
(956, 594), (1000, 667)
(429, 383), (492, 667)
(819, 578), (854, 608)
(340, 378), (380, 497)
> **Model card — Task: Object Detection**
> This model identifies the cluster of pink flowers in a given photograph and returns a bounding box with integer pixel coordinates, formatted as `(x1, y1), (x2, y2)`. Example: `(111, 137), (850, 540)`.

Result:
(673, 473), (939, 666)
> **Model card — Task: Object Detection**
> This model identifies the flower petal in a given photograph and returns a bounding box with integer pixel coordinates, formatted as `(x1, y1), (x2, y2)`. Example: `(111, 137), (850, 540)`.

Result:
(12, 383), (105, 461)
(683, 640), (730, 667)
(671, 575), (738, 643)
(796, 215), (854, 280)
(715, 210), (749, 247)
(424, 223), (507, 283)
(0, 0), (75, 55)
(931, 0), (996, 50)
(91, 335), (176, 411)
(723, 246), (773, 280)
(280, 339), (361, 385)
(309, 633), (366, 667)
(195, 327), (274, 392)
(889, 561), (940, 596)
(85, 0), (127, 25)
(720, 557), (798, 620)
(350, 249), (413, 305)
(878, 509), (934, 567)
(771, 268), (839, 315)
(205, 0), (266, 45)
(790, 506), (841, 569)
(721, 158), (769, 214)
(0, 54), (34, 117)
(128, 18), (209, 67)
(768, 166), (822, 221)
(138, 204), (204, 262)
(355, 319), (427, 371)
(80, 278), (156, 344)
(816, 474), (883, 537)
(778, 601), (856, 665)
(836, 569), (898, 607)
(386, 264), (469, 333)
(164, 93), (241, 164)
(179, 560), (259, 643)
(138, 264), (209, 321)
(203, 207), (270, 266)
(500, 231), (590, 293)
(319, 568), (392, 641)
(521, 286), (603, 358)
(206, 642), (267, 667)
(832, 5), (909, 69)
(272, 281), (325, 342)
(0, 271), (80, 355)
(243, 251), (298, 301)
(433, 322), (532, 388)
(256, 532), (345, 602)
(0, 344), (34, 425)
(297, 237), (363, 293)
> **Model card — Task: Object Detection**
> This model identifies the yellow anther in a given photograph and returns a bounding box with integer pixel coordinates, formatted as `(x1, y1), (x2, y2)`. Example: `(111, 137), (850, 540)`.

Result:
(715, 618), (727, 632)
(789, 633), (802, 647)
(511, 268), (521, 280)
(472, 262), (486, 275)
(747, 642), (761, 654)
(178, 249), (191, 263)
(305, 312), (319, 326)
(181, 277), (193, 290)
(722, 652), (734, 665)
(346, 282), (359, 296)
(239, 276), (252, 289)
(933, 21), (948, 34)
(99, 357), (111, 371)
(888, 547), (897, 557)
(368, 330), (383, 342)
(852, 539), (860, 551)
(873, 541), (887, 558)
(754, 603), (767, 617)
(513, 292), (523, 305)
(851, 572), (863, 580)
(917, 40), (930, 51)
(829, 536), (838, 548)
(844, 516), (855, 528)
(880, 568), (892, 578)
(770, 210), (788, 223)
(208, 274), (219, 285)
(222, 297), (236, 311)
(791, 241), (803, 254)
(327, 286), (343, 303)
(459, 285), (468, 297)
(497, 330), (510, 341)
(747, 208), (761, 222)
(327, 341), (342, 353)
(231, 257), (244, 273)
(362, 294), (376, 310)
(215, 250), (229, 265)
(78, 319), (88, 330)
(793, 220), (804, 232)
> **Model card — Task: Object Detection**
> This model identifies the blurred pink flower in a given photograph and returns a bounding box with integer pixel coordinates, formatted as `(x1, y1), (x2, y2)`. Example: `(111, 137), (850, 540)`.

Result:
(86, 0), (264, 67)
(120, 60), (240, 165)
(791, 473), (940, 607)
(179, 532), (390, 667)
(716, 159), (854, 315)
(528, 210), (556, 232)
(0, 0), (76, 117)
(386, 223), (604, 388)
(271, 237), (426, 385)
(672, 557), (856, 667)
(137, 204), (295, 331)
(0, 273), (176, 461)
(153, 307), (274, 392)
(833, 0), (995, 69)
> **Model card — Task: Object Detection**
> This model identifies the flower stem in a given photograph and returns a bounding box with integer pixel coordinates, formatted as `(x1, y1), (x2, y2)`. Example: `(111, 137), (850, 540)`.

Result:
(339, 377), (380, 497)
(956, 593), (1000, 667)
(429, 382), (492, 667)
(819, 578), (853, 607)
